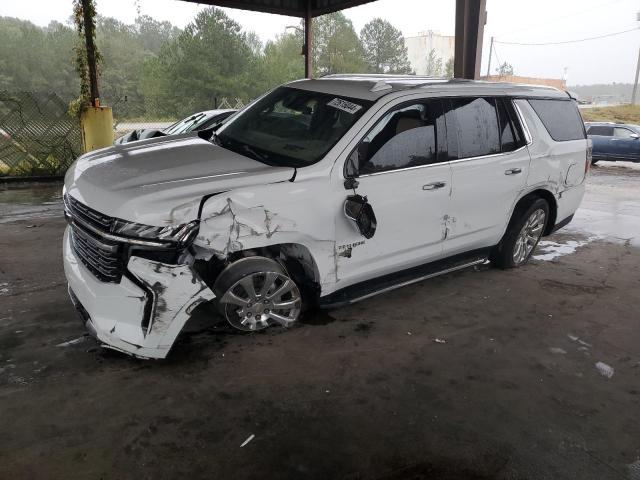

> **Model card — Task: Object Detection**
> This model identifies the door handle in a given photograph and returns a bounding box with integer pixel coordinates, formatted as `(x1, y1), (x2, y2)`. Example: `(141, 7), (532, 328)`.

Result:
(504, 168), (522, 175)
(422, 181), (447, 190)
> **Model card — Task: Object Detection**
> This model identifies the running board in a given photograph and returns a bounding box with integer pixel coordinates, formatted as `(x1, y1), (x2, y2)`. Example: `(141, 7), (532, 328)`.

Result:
(319, 248), (490, 308)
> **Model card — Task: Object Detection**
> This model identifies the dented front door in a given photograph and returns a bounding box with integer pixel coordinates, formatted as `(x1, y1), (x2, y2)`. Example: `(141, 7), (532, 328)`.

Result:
(335, 164), (453, 287)
(334, 99), (453, 288)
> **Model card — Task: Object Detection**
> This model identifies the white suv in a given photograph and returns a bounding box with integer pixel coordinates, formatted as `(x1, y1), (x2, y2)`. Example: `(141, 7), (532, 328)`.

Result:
(63, 75), (589, 358)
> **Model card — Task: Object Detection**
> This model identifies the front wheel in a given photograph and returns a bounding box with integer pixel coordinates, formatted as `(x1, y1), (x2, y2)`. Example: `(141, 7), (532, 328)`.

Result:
(490, 198), (549, 269)
(213, 257), (302, 332)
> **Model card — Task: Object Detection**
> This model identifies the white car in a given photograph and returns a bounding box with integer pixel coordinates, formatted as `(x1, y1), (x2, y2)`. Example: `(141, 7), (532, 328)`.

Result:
(63, 75), (589, 359)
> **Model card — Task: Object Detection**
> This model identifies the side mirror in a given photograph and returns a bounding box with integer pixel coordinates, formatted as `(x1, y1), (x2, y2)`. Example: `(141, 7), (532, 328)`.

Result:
(344, 194), (377, 239)
(630, 133), (639, 140)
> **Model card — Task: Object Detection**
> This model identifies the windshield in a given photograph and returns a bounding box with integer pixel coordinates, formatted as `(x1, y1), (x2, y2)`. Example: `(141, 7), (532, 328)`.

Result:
(216, 87), (373, 167)
(163, 113), (208, 135)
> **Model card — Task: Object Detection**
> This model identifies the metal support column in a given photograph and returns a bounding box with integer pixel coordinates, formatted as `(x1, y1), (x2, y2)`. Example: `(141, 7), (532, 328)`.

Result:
(303, 0), (313, 78)
(454, 0), (487, 79)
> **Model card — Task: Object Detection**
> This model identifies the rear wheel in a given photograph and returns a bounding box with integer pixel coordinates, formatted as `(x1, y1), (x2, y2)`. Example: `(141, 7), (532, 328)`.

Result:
(213, 257), (302, 331)
(490, 198), (549, 269)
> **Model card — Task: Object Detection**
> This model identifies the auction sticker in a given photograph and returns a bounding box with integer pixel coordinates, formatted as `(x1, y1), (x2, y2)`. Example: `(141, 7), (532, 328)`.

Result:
(327, 98), (362, 114)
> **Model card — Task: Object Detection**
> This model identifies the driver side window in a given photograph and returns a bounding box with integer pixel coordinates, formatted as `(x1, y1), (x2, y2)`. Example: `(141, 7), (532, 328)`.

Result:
(348, 100), (445, 176)
(613, 127), (632, 138)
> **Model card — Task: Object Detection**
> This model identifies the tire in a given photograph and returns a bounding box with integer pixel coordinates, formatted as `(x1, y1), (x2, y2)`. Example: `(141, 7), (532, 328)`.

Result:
(490, 197), (550, 269)
(591, 159), (598, 165)
(212, 256), (302, 332)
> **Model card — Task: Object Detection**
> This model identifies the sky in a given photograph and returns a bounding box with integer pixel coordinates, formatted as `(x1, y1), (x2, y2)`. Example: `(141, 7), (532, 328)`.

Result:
(1, 0), (639, 85)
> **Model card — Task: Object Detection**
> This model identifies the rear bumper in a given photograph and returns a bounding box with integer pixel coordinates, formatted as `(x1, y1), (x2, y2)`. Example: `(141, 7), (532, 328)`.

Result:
(555, 183), (585, 231)
(63, 227), (215, 359)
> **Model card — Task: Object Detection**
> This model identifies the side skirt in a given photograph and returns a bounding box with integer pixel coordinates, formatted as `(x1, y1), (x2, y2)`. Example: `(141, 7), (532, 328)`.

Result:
(319, 248), (490, 309)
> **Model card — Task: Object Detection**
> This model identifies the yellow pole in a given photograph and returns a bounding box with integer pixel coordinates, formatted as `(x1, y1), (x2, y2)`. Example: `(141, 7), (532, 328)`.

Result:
(80, 106), (114, 152)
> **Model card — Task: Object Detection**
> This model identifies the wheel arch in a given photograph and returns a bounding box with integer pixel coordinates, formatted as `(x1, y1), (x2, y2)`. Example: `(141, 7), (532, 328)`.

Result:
(196, 242), (323, 305)
(512, 188), (557, 236)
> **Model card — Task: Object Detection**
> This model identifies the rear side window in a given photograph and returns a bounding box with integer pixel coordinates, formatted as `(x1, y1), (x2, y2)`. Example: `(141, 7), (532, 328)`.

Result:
(446, 97), (501, 159)
(528, 99), (585, 141)
(496, 98), (525, 152)
(587, 125), (613, 136)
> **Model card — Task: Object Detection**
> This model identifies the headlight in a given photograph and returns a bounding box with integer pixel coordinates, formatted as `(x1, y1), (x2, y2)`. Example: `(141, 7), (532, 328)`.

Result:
(112, 219), (200, 245)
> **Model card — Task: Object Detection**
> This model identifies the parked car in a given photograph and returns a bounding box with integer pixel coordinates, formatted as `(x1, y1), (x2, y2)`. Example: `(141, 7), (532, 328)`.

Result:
(63, 75), (588, 359)
(114, 109), (236, 144)
(585, 121), (640, 164)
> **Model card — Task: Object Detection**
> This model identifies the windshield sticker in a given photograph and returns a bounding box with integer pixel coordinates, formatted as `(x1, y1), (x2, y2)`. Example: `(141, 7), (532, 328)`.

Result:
(327, 98), (362, 114)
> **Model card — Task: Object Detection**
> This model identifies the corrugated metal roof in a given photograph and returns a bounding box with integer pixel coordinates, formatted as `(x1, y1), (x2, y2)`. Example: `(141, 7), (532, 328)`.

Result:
(179, 0), (377, 17)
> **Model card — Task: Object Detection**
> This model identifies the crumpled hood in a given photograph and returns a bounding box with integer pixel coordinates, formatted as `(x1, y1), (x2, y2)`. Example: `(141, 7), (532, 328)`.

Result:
(65, 134), (294, 226)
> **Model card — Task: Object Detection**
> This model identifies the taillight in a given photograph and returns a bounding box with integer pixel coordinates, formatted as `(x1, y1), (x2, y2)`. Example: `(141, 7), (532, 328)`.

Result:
(585, 140), (592, 175)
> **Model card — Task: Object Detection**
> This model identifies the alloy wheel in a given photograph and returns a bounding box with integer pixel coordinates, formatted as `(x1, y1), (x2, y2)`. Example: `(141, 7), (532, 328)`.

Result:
(219, 271), (302, 331)
(513, 208), (546, 265)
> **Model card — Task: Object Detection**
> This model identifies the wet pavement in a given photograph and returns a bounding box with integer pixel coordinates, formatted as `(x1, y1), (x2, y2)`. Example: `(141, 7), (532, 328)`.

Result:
(0, 182), (63, 224)
(0, 164), (639, 480)
(567, 161), (640, 246)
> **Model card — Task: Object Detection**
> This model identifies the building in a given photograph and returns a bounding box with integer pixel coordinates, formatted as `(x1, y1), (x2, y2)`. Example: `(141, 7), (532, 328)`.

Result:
(481, 75), (566, 91)
(405, 31), (455, 76)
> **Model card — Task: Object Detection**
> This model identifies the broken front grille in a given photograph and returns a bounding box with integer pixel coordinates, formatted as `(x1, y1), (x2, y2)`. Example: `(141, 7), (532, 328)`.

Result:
(70, 224), (124, 283)
(65, 194), (113, 232)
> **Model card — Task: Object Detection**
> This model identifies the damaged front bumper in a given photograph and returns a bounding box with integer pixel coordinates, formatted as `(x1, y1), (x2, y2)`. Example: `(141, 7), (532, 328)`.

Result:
(62, 227), (215, 359)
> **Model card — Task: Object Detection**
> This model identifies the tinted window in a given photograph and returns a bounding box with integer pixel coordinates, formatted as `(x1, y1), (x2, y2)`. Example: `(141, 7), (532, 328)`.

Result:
(528, 99), (585, 141)
(587, 125), (613, 136)
(496, 98), (519, 152)
(354, 100), (445, 175)
(447, 97), (501, 159)
(614, 127), (633, 138)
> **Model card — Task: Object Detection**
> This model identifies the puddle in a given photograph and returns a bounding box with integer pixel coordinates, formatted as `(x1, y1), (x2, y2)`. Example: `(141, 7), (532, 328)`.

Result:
(565, 167), (640, 247)
(0, 182), (64, 222)
(0, 182), (63, 204)
(533, 238), (594, 261)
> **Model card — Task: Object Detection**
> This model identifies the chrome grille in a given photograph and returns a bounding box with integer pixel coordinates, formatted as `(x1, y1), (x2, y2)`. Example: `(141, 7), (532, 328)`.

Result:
(65, 194), (113, 232)
(70, 225), (124, 283)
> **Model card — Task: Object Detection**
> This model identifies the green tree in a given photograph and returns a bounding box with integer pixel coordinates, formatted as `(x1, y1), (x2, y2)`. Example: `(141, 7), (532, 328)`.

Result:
(261, 32), (304, 90)
(0, 17), (78, 98)
(312, 12), (367, 76)
(134, 15), (180, 54)
(444, 57), (454, 78)
(497, 62), (514, 77)
(425, 49), (443, 76)
(360, 18), (411, 74)
(142, 7), (258, 117)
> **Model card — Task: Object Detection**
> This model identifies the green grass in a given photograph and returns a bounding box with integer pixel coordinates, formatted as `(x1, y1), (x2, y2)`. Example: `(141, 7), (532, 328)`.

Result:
(580, 104), (640, 124)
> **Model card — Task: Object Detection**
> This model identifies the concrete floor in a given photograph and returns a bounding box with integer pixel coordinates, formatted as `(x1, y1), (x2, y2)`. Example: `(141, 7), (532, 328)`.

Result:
(0, 164), (639, 480)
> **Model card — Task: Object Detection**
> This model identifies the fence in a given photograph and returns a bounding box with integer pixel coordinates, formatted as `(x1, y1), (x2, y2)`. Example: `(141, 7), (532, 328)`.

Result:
(111, 96), (248, 138)
(0, 91), (83, 177)
(0, 91), (249, 177)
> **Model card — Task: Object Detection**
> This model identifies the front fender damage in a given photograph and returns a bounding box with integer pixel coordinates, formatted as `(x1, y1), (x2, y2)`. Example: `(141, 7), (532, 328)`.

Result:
(194, 196), (337, 288)
(97, 257), (215, 359)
